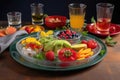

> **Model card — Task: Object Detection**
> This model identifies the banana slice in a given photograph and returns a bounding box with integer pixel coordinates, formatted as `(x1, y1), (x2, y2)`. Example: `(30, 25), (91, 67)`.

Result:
(71, 44), (87, 51)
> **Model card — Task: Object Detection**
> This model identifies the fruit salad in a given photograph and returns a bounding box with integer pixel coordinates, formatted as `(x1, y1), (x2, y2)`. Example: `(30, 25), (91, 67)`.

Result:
(55, 29), (82, 44)
(19, 33), (99, 63)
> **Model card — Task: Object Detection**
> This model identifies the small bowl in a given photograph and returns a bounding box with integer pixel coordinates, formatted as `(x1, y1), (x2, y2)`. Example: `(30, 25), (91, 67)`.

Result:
(45, 15), (67, 29)
(54, 30), (82, 44)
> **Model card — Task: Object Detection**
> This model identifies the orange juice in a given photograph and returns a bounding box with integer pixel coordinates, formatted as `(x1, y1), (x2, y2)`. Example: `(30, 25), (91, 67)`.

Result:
(70, 14), (84, 30)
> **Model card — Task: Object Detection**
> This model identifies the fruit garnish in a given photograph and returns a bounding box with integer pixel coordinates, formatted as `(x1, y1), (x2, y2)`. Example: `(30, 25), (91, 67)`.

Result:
(5, 26), (17, 35)
(21, 25), (44, 34)
(25, 26), (34, 34)
(40, 30), (54, 37)
(21, 37), (41, 45)
(40, 31), (48, 37)
(46, 30), (54, 35)
(71, 44), (87, 51)
(45, 50), (55, 61)
(32, 25), (42, 32)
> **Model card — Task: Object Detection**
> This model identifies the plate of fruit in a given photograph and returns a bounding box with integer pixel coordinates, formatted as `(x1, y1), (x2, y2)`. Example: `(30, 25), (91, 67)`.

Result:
(9, 29), (107, 71)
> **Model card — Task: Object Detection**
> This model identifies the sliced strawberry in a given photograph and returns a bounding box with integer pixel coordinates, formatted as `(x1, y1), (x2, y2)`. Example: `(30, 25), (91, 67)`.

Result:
(25, 26), (34, 34)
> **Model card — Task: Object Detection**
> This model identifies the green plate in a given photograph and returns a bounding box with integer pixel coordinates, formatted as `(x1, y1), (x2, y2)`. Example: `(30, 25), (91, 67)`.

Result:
(9, 33), (107, 71)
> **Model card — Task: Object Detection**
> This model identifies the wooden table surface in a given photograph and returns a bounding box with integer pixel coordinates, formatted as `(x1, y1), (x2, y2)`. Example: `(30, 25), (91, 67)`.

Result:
(0, 21), (120, 80)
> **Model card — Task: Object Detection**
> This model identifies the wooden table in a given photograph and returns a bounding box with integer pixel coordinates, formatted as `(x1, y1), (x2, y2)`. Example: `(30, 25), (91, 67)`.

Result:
(0, 21), (120, 80)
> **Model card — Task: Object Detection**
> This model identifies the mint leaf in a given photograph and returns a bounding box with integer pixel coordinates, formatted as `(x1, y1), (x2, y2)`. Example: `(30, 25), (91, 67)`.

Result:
(100, 49), (105, 56)
(91, 16), (96, 23)
(82, 31), (88, 36)
(34, 52), (45, 60)
(105, 36), (117, 47)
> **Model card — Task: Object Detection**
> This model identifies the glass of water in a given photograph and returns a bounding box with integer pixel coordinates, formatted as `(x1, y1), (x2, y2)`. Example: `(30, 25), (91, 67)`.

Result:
(7, 11), (22, 29)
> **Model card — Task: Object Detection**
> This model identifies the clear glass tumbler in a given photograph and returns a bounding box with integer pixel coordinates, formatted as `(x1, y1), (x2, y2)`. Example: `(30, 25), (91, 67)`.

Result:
(68, 3), (87, 32)
(30, 3), (44, 25)
(7, 11), (22, 29)
(96, 3), (114, 32)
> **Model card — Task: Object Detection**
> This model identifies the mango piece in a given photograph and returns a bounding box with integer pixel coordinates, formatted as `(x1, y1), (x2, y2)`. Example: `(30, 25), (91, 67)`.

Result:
(33, 26), (42, 32)
(40, 31), (48, 37)
(80, 48), (92, 54)
(46, 30), (54, 35)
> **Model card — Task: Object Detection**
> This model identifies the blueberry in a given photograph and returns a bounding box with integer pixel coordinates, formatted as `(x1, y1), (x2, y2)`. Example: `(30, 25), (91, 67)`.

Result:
(72, 34), (75, 38)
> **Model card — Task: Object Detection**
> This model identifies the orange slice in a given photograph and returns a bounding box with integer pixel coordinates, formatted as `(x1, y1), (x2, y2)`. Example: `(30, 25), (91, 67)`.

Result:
(5, 26), (17, 35)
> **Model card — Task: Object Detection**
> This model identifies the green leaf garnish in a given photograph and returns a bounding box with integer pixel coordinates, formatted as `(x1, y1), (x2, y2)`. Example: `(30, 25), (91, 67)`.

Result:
(100, 49), (105, 56)
(91, 16), (97, 28)
(105, 36), (117, 47)
(81, 31), (88, 36)
(91, 16), (96, 23)
(34, 52), (45, 60)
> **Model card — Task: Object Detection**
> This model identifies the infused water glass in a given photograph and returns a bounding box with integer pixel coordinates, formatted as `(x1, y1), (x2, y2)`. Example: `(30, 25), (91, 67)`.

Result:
(30, 3), (44, 25)
(7, 12), (22, 29)
(68, 3), (86, 32)
(96, 3), (114, 32)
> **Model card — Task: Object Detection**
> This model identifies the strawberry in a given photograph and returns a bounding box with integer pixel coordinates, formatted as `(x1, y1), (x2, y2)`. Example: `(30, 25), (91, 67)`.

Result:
(81, 40), (88, 44)
(26, 43), (41, 50)
(45, 51), (55, 61)
(87, 39), (98, 49)
(25, 26), (34, 34)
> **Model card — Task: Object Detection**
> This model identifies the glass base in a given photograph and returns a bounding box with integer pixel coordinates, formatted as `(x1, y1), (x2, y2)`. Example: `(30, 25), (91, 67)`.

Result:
(70, 27), (83, 33)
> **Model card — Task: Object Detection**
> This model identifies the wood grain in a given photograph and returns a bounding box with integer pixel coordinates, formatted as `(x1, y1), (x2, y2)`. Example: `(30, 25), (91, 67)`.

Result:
(0, 21), (120, 80)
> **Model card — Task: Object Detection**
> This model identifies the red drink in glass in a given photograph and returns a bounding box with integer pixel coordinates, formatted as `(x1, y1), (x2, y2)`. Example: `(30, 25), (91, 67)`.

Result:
(97, 18), (111, 32)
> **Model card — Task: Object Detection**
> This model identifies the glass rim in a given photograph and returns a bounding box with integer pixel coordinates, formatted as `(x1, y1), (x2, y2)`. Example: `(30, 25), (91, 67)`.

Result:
(30, 3), (44, 7)
(7, 11), (21, 16)
(96, 3), (114, 8)
(68, 3), (87, 9)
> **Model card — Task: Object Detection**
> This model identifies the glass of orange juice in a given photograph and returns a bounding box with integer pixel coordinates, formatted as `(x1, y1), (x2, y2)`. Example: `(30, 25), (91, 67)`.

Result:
(68, 3), (87, 32)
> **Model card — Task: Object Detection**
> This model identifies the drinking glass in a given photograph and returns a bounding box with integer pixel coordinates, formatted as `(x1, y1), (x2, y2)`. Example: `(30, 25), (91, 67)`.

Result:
(96, 3), (114, 32)
(68, 3), (87, 32)
(30, 3), (44, 25)
(7, 11), (22, 29)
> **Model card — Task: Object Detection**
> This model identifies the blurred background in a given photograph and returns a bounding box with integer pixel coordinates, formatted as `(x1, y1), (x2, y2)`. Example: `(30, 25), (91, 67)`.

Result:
(0, 0), (120, 24)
